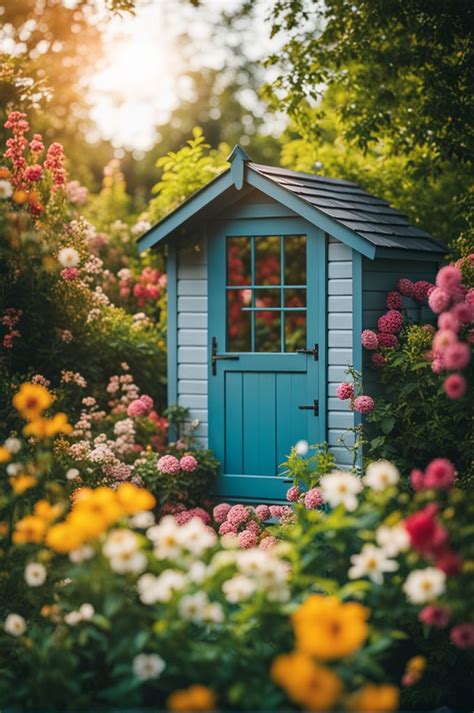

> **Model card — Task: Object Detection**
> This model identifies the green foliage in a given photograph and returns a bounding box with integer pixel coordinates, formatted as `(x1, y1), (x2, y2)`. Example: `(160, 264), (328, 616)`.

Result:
(281, 443), (335, 490)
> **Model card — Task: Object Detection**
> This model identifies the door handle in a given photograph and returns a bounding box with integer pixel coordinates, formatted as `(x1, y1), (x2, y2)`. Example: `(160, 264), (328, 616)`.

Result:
(296, 344), (319, 360)
(298, 399), (319, 416)
(211, 337), (240, 375)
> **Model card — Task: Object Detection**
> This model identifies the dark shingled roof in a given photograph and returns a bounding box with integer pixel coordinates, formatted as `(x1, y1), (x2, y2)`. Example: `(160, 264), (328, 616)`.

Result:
(249, 162), (446, 253)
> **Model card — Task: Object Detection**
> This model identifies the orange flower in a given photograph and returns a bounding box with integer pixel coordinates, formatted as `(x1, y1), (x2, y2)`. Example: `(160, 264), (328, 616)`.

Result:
(34, 500), (64, 522)
(13, 383), (52, 420)
(292, 595), (369, 660)
(0, 521), (9, 537)
(0, 166), (11, 179)
(23, 413), (72, 438)
(271, 650), (343, 710)
(10, 473), (37, 494)
(0, 446), (11, 463)
(12, 190), (27, 204)
(46, 522), (85, 553)
(116, 482), (156, 514)
(348, 683), (399, 712)
(13, 515), (47, 544)
(167, 685), (217, 712)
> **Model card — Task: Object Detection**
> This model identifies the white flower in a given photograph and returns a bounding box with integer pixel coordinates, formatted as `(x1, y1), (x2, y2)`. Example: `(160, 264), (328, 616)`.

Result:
(132, 653), (165, 681)
(58, 247), (80, 268)
(4, 613), (26, 637)
(69, 545), (95, 563)
(403, 568), (447, 604)
(132, 220), (152, 236)
(209, 550), (236, 572)
(320, 471), (362, 511)
(64, 611), (82, 626)
(103, 529), (138, 558)
(180, 517), (217, 556)
(364, 460), (400, 491)
(137, 570), (187, 605)
(178, 592), (209, 622)
(188, 561), (208, 584)
(78, 603), (95, 620)
(295, 439), (309, 456)
(0, 179), (13, 199)
(147, 516), (183, 559)
(348, 544), (399, 585)
(66, 468), (80, 481)
(6, 462), (22, 476)
(376, 524), (410, 557)
(203, 601), (224, 624)
(24, 562), (47, 587)
(4, 437), (21, 454)
(129, 511), (155, 529)
(109, 550), (147, 574)
(222, 575), (257, 603)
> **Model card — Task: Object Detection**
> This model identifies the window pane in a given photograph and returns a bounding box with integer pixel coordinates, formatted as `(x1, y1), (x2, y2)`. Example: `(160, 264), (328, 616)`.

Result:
(255, 310), (281, 352)
(284, 235), (306, 285)
(254, 287), (280, 310)
(255, 236), (280, 285)
(227, 290), (251, 352)
(227, 236), (251, 286)
(285, 312), (306, 352)
(284, 288), (306, 308)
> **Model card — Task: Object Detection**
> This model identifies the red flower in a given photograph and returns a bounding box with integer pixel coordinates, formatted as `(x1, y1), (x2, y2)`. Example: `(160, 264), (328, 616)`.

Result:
(404, 504), (439, 553)
(435, 550), (463, 577)
(424, 458), (456, 489)
(419, 604), (451, 628)
(450, 624), (474, 650)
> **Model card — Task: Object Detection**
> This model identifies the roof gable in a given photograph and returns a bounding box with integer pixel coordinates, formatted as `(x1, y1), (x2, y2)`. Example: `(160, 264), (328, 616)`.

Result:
(137, 146), (446, 258)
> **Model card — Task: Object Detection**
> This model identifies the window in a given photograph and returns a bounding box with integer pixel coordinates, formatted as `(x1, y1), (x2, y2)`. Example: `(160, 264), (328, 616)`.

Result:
(226, 235), (307, 352)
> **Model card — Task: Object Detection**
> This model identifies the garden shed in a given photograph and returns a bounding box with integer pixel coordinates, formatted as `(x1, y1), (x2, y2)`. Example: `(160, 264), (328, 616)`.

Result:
(138, 146), (445, 502)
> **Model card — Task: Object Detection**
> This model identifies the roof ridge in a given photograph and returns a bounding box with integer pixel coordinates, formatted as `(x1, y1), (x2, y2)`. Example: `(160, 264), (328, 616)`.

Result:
(248, 161), (360, 188)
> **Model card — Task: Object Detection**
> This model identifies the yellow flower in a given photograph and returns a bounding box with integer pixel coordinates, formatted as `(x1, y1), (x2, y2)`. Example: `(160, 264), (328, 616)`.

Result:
(13, 383), (53, 420)
(10, 474), (37, 494)
(46, 522), (85, 553)
(75, 487), (124, 525)
(23, 413), (73, 438)
(0, 521), (9, 537)
(116, 482), (156, 514)
(67, 509), (108, 540)
(348, 683), (399, 712)
(34, 500), (64, 522)
(406, 655), (426, 674)
(271, 650), (343, 710)
(13, 515), (47, 544)
(167, 685), (217, 712)
(292, 595), (369, 660)
(0, 446), (11, 463)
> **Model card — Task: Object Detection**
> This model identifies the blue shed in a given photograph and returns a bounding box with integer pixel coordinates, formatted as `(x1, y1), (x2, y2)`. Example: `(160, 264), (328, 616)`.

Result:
(138, 146), (445, 502)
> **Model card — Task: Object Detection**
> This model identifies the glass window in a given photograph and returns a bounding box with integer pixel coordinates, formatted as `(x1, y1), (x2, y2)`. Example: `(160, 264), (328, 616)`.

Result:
(227, 290), (251, 352)
(255, 311), (281, 352)
(285, 313), (306, 352)
(284, 235), (306, 285)
(227, 236), (251, 285)
(255, 236), (280, 285)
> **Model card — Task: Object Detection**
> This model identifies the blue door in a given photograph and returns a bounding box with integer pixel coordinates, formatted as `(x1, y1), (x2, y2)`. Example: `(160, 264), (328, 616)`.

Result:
(208, 217), (323, 502)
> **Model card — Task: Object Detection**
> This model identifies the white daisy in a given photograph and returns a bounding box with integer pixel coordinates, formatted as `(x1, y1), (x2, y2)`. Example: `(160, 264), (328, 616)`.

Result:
(0, 180), (13, 200)
(78, 603), (95, 620)
(129, 511), (155, 529)
(376, 524), (410, 557)
(147, 516), (183, 560)
(203, 602), (225, 624)
(179, 517), (217, 556)
(57, 246), (80, 268)
(132, 653), (165, 681)
(222, 575), (257, 603)
(403, 568), (446, 604)
(178, 592), (209, 622)
(320, 471), (363, 511)
(109, 550), (147, 574)
(137, 570), (187, 605)
(24, 562), (47, 587)
(66, 468), (80, 481)
(64, 611), (82, 626)
(4, 613), (26, 637)
(364, 460), (400, 491)
(69, 545), (95, 563)
(4, 437), (21, 454)
(348, 544), (399, 585)
(103, 529), (138, 558)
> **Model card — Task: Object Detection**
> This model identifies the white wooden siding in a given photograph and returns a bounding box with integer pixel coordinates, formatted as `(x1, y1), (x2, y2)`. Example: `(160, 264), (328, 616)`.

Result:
(177, 237), (208, 448)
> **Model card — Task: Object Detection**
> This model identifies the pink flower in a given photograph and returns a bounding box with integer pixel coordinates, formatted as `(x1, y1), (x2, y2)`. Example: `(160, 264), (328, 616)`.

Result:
(227, 504), (249, 526)
(443, 342), (470, 370)
(413, 281), (433, 303)
(424, 458), (456, 489)
(29, 133), (44, 155)
(386, 291), (403, 310)
(371, 352), (386, 368)
(428, 287), (450, 314)
(436, 550), (463, 577)
(180, 455), (198, 472)
(140, 395), (154, 412)
(451, 301), (473, 324)
(431, 357), (445, 374)
(419, 604), (451, 628)
(443, 374), (467, 399)
(269, 505), (286, 519)
(335, 382), (354, 400)
(450, 623), (474, 650)
(353, 395), (375, 414)
(127, 399), (148, 418)
(410, 468), (426, 491)
(238, 529), (258, 549)
(218, 521), (237, 535)
(44, 142), (67, 188)
(175, 511), (194, 525)
(61, 267), (78, 281)
(259, 536), (277, 550)
(466, 288), (474, 307)
(436, 265), (462, 294)
(246, 520), (261, 535)
(187, 507), (211, 525)
(438, 311), (460, 332)
(432, 329), (458, 352)
(213, 503), (231, 523)
(304, 487), (323, 509)
(160, 502), (186, 515)
(377, 310), (404, 334)
(255, 504), (271, 521)
(157, 454), (181, 475)
(377, 332), (398, 348)
(397, 278), (414, 297)
(24, 164), (43, 182)
(361, 329), (378, 350)
(286, 485), (301, 502)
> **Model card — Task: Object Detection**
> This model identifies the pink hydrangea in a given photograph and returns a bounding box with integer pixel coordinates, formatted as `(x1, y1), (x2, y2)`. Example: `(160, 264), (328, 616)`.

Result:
(450, 623), (474, 650)
(160, 502), (186, 515)
(413, 280), (433, 303)
(259, 536), (277, 550)
(246, 520), (261, 535)
(466, 288), (474, 307)
(419, 604), (451, 628)
(61, 267), (78, 281)
(127, 399), (149, 418)
(436, 265), (462, 294)
(428, 287), (450, 314)
(255, 504), (271, 521)
(451, 301), (473, 324)
(140, 395), (154, 412)
(443, 342), (471, 370)
(237, 529), (258, 549)
(431, 356), (445, 374)
(180, 455), (198, 472)
(438, 311), (460, 332)
(286, 485), (301, 502)
(227, 504), (249, 526)
(371, 353), (386, 368)
(157, 454), (181, 475)
(219, 521), (237, 535)
(386, 291), (403, 310)
(25, 164), (43, 182)
(451, 284), (467, 303)
(432, 329), (458, 352)
(443, 374), (467, 399)
(377, 310), (404, 334)
(353, 395), (375, 414)
(361, 329), (378, 350)
(335, 382), (354, 400)
(187, 507), (211, 525)
(424, 458), (456, 489)
(304, 487), (323, 509)
(397, 278), (414, 297)
(377, 332), (398, 348)
(269, 505), (286, 519)
(175, 510), (194, 525)
(213, 502), (231, 523)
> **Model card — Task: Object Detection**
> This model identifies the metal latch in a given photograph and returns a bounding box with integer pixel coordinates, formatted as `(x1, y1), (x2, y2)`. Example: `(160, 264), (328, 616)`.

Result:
(298, 400), (319, 416)
(296, 344), (319, 361)
(211, 337), (240, 375)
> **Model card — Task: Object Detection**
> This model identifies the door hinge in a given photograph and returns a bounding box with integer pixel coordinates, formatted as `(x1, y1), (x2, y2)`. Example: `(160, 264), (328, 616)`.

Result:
(296, 343), (319, 361)
(211, 337), (240, 375)
(298, 399), (319, 416)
